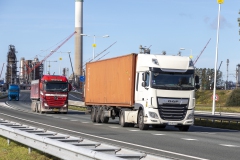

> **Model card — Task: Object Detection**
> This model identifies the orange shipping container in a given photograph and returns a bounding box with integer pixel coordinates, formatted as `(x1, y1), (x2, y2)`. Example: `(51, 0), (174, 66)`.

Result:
(85, 53), (137, 107)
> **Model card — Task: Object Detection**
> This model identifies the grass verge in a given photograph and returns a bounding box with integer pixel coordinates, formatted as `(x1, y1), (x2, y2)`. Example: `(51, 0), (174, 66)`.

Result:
(69, 105), (87, 112)
(0, 136), (59, 160)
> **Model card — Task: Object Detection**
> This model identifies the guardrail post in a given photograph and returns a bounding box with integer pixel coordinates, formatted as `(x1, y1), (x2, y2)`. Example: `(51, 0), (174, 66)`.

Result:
(7, 138), (10, 145)
(28, 147), (32, 154)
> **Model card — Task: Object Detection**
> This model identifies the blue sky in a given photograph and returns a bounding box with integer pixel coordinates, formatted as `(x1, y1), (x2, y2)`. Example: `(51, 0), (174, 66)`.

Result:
(0, 0), (239, 82)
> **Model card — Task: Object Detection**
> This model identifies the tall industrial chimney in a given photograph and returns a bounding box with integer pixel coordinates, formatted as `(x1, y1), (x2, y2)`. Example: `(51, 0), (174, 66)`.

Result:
(74, 0), (83, 85)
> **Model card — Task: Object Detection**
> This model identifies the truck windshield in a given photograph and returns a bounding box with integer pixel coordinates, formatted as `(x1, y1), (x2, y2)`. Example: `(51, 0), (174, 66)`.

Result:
(9, 90), (18, 92)
(44, 82), (68, 92)
(151, 71), (194, 90)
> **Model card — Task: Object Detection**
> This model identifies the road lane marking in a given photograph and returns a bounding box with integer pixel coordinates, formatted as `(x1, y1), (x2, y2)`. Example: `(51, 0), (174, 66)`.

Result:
(94, 124), (103, 125)
(0, 113), (209, 160)
(220, 144), (240, 147)
(109, 126), (119, 128)
(61, 118), (68, 119)
(181, 138), (198, 141)
(153, 134), (165, 135)
(81, 122), (90, 123)
(129, 130), (139, 132)
(70, 120), (78, 121)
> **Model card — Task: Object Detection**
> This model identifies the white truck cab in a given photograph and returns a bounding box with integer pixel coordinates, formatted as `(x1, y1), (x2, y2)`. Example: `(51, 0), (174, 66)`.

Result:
(124, 54), (199, 131)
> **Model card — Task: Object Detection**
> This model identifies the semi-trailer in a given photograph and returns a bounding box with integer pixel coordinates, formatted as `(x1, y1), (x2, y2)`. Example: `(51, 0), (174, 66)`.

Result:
(30, 75), (72, 114)
(84, 52), (199, 131)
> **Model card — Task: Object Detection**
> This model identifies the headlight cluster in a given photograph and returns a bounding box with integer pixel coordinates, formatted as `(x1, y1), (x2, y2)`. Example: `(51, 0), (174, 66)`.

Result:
(149, 111), (159, 119)
(187, 113), (194, 120)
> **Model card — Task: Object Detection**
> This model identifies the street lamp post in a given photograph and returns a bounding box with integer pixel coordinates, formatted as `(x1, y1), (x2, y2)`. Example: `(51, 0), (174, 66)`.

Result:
(46, 60), (57, 75)
(80, 34), (109, 60)
(57, 51), (70, 75)
(180, 48), (193, 58)
(212, 0), (224, 115)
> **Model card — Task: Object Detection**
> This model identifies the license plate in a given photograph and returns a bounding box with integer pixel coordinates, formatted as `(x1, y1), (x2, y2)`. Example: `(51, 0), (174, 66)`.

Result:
(168, 122), (178, 125)
(53, 108), (59, 112)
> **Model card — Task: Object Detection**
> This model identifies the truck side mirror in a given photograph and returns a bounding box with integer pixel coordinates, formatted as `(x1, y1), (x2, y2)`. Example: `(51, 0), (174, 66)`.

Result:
(68, 83), (72, 92)
(142, 82), (146, 87)
(142, 72), (147, 81)
(195, 84), (200, 90)
(195, 75), (199, 84)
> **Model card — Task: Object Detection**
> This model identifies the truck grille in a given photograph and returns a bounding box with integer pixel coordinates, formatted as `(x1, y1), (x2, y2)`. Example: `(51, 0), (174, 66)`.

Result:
(46, 96), (66, 107)
(157, 97), (188, 121)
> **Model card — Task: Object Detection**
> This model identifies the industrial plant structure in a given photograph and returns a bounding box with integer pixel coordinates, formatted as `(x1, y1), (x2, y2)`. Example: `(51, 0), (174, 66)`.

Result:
(19, 57), (44, 85)
(5, 45), (18, 85)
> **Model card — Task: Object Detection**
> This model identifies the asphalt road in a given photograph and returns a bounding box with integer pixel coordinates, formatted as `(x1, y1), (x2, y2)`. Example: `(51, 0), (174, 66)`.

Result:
(0, 90), (240, 160)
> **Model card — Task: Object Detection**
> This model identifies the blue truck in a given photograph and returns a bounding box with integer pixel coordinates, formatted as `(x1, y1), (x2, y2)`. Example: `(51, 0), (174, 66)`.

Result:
(8, 85), (20, 101)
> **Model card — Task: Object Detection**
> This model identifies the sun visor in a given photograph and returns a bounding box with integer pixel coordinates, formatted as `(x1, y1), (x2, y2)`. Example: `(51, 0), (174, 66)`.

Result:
(157, 56), (190, 71)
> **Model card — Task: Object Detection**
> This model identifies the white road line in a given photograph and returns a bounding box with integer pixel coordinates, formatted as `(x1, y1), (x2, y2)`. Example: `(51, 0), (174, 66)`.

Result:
(220, 144), (240, 147)
(81, 122), (89, 123)
(94, 124), (103, 125)
(129, 130), (139, 132)
(109, 126), (119, 128)
(61, 118), (68, 119)
(181, 138), (198, 141)
(153, 134), (165, 135)
(0, 113), (208, 160)
(70, 120), (78, 121)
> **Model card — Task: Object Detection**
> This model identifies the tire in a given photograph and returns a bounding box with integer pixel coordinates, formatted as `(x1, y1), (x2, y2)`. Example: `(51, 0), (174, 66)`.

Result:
(100, 107), (109, 123)
(120, 111), (129, 127)
(91, 107), (96, 122)
(178, 126), (190, 131)
(138, 110), (149, 130)
(38, 103), (43, 114)
(96, 107), (102, 123)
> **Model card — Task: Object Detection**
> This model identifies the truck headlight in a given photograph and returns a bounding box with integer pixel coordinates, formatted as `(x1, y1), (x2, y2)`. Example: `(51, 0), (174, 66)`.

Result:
(187, 113), (194, 120)
(149, 111), (159, 119)
(44, 103), (48, 107)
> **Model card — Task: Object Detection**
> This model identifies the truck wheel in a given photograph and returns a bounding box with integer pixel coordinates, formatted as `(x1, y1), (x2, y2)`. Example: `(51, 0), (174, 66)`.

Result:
(96, 107), (102, 123)
(91, 107), (96, 122)
(100, 107), (109, 123)
(178, 126), (190, 131)
(138, 110), (149, 130)
(120, 111), (129, 127)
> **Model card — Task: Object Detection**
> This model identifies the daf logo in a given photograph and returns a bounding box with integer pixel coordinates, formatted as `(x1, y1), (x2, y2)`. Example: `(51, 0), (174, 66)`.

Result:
(54, 96), (58, 100)
(168, 100), (178, 103)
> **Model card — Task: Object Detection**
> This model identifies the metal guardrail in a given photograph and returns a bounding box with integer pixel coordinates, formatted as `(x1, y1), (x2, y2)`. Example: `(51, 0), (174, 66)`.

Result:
(0, 92), (8, 99)
(0, 119), (167, 160)
(195, 114), (240, 123)
(68, 100), (85, 107)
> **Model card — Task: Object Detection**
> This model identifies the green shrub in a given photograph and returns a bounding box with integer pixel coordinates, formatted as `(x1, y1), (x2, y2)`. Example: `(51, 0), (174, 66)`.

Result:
(225, 89), (240, 106)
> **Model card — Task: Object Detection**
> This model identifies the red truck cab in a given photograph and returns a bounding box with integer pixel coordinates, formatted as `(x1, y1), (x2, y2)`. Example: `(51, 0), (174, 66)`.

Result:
(30, 75), (72, 114)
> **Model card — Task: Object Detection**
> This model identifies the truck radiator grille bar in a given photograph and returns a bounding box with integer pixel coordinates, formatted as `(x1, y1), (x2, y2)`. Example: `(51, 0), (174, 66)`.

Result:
(157, 97), (189, 121)
(46, 96), (66, 106)
(158, 105), (187, 121)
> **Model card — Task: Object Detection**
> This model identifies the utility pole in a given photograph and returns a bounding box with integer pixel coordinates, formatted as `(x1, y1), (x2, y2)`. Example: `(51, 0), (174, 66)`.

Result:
(238, 10), (240, 41)
(226, 59), (229, 89)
